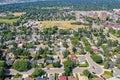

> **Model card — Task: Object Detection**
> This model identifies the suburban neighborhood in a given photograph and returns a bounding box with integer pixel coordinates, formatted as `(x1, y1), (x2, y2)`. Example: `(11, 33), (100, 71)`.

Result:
(0, 0), (120, 80)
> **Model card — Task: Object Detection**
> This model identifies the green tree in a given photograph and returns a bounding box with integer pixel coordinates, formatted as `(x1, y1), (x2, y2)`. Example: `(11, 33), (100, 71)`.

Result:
(63, 50), (70, 58)
(83, 69), (93, 78)
(72, 47), (77, 53)
(12, 60), (29, 71)
(91, 54), (103, 63)
(53, 61), (61, 67)
(63, 58), (75, 76)
(30, 68), (45, 78)
(63, 42), (69, 48)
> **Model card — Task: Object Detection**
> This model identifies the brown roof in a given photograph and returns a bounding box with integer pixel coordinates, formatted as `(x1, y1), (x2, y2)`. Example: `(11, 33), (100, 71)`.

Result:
(70, 54), (77, 61)
(68, 76), (78, 80)
(92, 78), (104, 80)
(24, 77), (34, 80)
(114, 54), (120, 59)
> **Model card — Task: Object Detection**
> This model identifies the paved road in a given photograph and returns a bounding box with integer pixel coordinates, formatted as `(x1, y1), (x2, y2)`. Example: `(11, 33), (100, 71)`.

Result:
(86, 53), (103, 75)
(43, 68), (64, 74)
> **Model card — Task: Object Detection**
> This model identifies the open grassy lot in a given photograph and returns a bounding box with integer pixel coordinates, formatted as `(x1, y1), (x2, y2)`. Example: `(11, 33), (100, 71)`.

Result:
(12, 12), (26, 17)
(41, 21), (85, 29)
(0, 18), (20, 24)
(102, 71), (113, 79)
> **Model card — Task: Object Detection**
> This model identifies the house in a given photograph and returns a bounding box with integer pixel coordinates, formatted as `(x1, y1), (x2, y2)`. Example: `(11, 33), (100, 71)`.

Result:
(59, 47), (66, 54)
(69, 54), (77, 61)
(35, 77), (45, 80)
(48, 76), (55, 80)
(24, 77), (34, 80)
(78, 56), (86, 64)
(107, 77), (120, 80)
(4, 77), (10, 80)
(37, 59), (45, 65)
(68, 76), (78, 80)
(114, 54), (120, 59)
(59, 76), (67, 80)
(92, 46), (99, 53)
(108, 61), (114, 68)
(46, 60), (53, 64)
(6, 53), (15, 60)
(6, 60), (15, 66)
(76, 47), (81, 52)
(113, 68), (120, 77)
(92, 77), (104, 80)
(53, 59), (60, 63)
(13, 78), (24, 80)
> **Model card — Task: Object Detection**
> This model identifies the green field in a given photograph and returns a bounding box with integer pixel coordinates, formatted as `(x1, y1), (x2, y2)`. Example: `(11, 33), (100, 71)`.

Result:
(0, 18), (20, 24)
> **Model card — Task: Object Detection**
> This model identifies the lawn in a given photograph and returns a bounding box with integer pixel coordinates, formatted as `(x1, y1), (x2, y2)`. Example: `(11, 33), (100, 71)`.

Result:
(79, 61), (89, 67)
(0, 18), (20, 24)
(41, 21), (85, 29)
(12, 12), (26, 17)
(102, 71), (113, 79)
(46, 64), (53, 68)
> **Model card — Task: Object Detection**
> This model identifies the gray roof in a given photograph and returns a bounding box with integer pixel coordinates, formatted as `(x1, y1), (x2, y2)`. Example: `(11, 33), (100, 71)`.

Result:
(48, 76), (55, 80)
(35, 77), (45, 80)
(53, 59), (60, 63)
(108, 61), (114, 68)
(107, 77), (120, 80)
(37, 59), (45, 64)
(6, 60), (14, 66)
(113, 68), (120, 77)
(78, 56), (86, 63)
(46, 60), (53, 64)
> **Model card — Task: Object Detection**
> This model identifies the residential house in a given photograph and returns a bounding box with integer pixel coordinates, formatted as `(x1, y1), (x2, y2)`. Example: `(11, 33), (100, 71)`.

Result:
(92, 46), (99, 54)
(24, 77), (34, 80)
(46, 60), (53, 64)
(107, 77), (120, 80)
(35, 77), (45, 80)
(68, 76), (78, 80)
(114, 54), (120, 59)
(48, 76), (55, 80)
(78, 56), (86, 64)
(37, 59), (45, 65)
(108, 61), (114, 68)
(13, 78), (24, 80)
(69, 54), (77, 62)
(92, 77), (104, 80)
(6, 60), (15, 66)
(53, 58), (60, 63)
(59, 76), (67, 80)
(59, 47), (66, 54)
(113, 68), (120, 77)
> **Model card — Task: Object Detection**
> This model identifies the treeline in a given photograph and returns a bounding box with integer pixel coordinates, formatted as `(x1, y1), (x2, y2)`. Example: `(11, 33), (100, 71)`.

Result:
(0, 0), (120, 21)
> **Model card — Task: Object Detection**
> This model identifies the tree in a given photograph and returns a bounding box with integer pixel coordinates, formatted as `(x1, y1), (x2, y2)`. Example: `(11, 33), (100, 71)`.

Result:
(72, 47), (77, 53)
(30, 68), (45, 78)
(83, 69), (93, 78)
(63, 58), (75, 76)
(12, 60), (29, 71)
(0, 67), (4, 80)
(63, 42), (69, 48)
(104, 61), (109, 69)
(0, 61), (5, 67)
(53, 61), (61, 67)
(63, 50), (70, 58)
(91, 54), (103, 63)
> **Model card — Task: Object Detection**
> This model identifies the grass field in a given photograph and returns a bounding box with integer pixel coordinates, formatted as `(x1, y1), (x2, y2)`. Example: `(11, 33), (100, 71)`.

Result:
(41, 21), (85, 29)
(0, 18), (20, 24)
(102, 71), (113, 79)
(12, 12), (26, 17)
